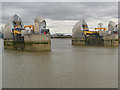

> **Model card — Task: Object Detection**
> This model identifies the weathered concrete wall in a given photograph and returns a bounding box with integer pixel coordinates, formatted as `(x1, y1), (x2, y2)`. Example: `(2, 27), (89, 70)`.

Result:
(111, 40), (118, 46)
(24, 34), (50, 42)
(4, 39), (14, 49)
(104, 40), (112, 46)
(72, 34), (119, 47)
(24, 34), (51, 51)
(72, 37), (86, 45)
(104, 40), (118, 47)
(103, 34), (118, 40)
(103, 34), (118, 46)
(4, 34), (51, 51)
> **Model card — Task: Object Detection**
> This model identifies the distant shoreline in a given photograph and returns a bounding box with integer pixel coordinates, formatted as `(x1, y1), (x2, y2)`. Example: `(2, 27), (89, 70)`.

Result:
(51, 36), (72, 38)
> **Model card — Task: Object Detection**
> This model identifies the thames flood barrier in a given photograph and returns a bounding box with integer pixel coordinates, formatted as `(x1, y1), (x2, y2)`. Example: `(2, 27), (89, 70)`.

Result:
(72, 20), (119, 47)
(3, 15), (51, 51)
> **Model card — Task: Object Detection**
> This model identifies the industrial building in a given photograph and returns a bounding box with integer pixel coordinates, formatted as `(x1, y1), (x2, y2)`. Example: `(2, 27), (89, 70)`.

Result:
(72, 20), (118, 46)
(3, 14), (51, 50)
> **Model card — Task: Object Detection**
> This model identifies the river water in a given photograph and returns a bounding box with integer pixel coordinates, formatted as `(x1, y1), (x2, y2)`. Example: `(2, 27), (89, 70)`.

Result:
(1, 38), (118, 88)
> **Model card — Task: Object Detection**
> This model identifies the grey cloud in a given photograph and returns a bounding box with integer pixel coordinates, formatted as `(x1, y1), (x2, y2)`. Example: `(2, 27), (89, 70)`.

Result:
(2, 2), (118, 25)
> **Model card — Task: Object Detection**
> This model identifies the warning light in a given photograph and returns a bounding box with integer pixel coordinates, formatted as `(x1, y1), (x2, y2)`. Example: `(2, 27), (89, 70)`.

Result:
(44, 32), (46, 34)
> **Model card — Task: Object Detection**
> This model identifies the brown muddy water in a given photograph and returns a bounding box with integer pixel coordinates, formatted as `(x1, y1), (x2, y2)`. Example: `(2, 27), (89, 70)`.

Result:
(1, 38), (118, 88)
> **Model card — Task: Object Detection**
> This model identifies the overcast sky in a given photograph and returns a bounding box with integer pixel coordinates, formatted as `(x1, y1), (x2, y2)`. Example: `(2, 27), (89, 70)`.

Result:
(1, 2), (118, 34)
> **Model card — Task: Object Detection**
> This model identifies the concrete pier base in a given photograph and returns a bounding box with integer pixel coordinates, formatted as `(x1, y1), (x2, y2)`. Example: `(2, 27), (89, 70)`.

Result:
(104, 39), (118, 47)
(24, 34), (51, 51)
(72, 35), (119, 47)
(103, 34), (119, 47)
(72, 37), (86, 45)
(4, 34), (51, 51)
(4, 39), (14, 49)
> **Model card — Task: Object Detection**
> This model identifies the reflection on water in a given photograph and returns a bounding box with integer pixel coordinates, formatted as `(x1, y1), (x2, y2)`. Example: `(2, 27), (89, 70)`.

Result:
(2, 38), (118, 88)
